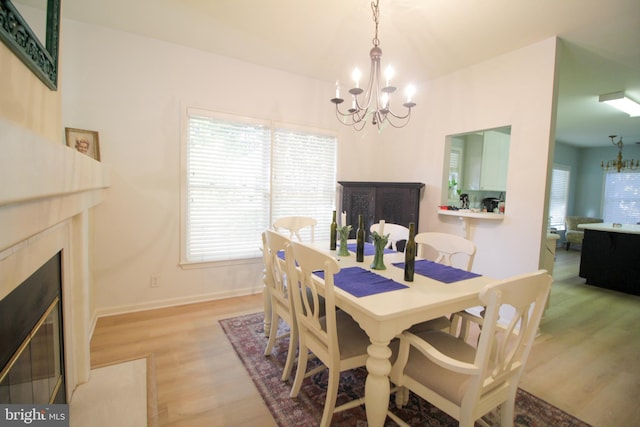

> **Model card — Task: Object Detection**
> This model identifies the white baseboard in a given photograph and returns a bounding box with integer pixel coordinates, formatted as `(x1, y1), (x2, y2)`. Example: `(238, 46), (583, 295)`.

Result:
(90, 287), (263, 332)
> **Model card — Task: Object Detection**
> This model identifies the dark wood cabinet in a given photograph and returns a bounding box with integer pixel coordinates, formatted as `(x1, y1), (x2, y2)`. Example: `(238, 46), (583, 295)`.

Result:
(339, 181), (424, 241)
(579, 229), (640, 296)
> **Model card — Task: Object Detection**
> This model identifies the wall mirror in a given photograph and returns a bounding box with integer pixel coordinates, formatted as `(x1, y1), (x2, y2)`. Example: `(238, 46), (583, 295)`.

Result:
(445, 125), (511, 209)
(0, 0), (60, 90)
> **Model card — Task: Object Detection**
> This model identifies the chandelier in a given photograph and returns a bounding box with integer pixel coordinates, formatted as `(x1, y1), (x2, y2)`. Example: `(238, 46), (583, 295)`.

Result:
(330, 0), (415, 131)
(601, 135), (639, 173)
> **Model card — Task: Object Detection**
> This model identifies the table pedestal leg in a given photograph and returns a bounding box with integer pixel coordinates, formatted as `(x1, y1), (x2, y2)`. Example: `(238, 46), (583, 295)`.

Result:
(365, 340), (392, 427)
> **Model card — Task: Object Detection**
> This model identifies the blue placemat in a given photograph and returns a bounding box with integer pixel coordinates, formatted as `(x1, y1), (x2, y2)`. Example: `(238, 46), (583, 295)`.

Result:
(345, 242), (396, 256)
(314, 266), (408, 297)
(392, 259), (481, 283)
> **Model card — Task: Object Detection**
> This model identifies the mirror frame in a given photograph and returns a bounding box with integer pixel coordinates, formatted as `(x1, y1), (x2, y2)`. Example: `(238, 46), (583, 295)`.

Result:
(0, 0), (60, 90)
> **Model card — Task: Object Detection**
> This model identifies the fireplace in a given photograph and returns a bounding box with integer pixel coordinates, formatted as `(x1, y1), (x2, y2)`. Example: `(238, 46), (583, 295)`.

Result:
(1, 117), (110, 402)
(0, 252), (66, 404)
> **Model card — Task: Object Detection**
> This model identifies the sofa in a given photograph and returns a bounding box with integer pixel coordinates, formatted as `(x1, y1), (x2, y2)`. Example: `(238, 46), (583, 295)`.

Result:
(565, 216), (603, 250)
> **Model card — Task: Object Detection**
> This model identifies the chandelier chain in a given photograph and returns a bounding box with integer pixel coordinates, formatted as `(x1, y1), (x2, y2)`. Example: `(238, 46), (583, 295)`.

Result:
(371, 0), (380, 47)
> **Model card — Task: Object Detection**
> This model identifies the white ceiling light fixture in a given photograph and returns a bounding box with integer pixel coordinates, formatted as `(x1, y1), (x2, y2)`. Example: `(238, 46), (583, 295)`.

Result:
(599, 91), (640, 117)
(330, 0), (416, 131)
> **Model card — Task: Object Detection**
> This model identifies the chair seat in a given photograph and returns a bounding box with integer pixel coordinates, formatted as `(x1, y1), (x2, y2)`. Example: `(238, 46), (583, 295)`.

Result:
(320, 310), (371, 359)
(389, 270), (552, 427)
(407, 316), (452, 334)
(403, 330), (477, 404)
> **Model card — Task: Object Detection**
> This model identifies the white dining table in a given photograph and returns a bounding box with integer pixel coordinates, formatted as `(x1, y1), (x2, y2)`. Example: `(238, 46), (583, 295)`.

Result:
(305, 241), (494, 427)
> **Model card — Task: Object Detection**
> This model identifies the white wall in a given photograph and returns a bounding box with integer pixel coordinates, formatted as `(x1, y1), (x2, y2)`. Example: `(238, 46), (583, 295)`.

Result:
(61, 19), (340, 315)
(61, 18), (557, 315)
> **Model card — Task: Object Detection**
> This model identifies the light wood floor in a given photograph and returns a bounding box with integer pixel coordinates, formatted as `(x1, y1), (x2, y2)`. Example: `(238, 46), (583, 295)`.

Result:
(90, 250), (640, 427)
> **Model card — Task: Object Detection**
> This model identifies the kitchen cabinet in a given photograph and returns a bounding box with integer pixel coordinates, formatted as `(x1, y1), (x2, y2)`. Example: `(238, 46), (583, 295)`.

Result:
(579, 225), (640, 296)
(462, 134), (483, 190)
(480, 130), (510, 191)
(339, 181), (424, 240)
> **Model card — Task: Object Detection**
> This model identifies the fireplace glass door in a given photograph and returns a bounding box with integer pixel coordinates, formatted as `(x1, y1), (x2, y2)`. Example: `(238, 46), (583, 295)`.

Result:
(0, 298), (63, 403)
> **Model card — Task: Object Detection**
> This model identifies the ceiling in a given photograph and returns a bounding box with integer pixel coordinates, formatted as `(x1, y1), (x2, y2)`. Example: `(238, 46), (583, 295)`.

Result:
(56, 0), (640, 147)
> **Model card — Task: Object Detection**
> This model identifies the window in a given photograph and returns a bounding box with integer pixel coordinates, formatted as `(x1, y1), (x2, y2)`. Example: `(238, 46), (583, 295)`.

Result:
(548, 165), (570, 229)
(603, 171), (640, 224)
(182, 108), (337, 264)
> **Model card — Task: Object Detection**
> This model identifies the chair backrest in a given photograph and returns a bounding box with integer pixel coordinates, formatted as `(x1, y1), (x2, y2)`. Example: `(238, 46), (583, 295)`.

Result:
(285, 241), (340, 363)
(262, 230), (292, 307)
(414, 231), (476, 271)
(273, 216), (317, 242)
(467, 270), (552, 408)
(369, 222), (410, 251)
(564, 216), (603, 231)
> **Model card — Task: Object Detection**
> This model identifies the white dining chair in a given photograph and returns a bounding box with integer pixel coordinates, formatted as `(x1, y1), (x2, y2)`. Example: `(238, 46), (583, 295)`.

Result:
(262, 230), (299, 381)
(388, 270), (552, 427)
(409, 232), (478, 335)
(285, 241), (372, 427)
(369, 222), (409, 251)
(273, 216), (317, 242)
(415, 231), (476, 271)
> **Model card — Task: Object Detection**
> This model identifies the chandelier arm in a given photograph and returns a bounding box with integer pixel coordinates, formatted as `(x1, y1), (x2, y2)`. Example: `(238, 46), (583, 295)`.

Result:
(353, 117), (367, 132)
(335, 105), (369, 129)
(384, 107), (412, 121)
(334, 104), (355, 119)
(357, 51), (379, 113)
(381, 111), (412, 129)
(353, 107), (369, 123)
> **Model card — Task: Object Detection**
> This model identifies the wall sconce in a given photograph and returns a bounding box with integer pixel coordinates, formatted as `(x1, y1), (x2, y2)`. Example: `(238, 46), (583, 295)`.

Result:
(599, 91), (640, 117)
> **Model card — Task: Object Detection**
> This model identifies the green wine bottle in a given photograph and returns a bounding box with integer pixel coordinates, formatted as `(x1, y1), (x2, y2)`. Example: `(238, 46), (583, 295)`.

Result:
(404, 223), (416, 281)
(356, 214), (365, 262)
(330, 210), (337, 250)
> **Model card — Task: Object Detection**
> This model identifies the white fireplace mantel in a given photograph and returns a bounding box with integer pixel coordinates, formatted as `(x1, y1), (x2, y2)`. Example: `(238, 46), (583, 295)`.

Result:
(1, 117), (110, 399)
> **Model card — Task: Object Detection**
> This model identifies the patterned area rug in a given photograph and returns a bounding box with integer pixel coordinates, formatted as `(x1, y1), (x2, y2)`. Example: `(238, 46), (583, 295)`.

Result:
(220, 312), (591, 427)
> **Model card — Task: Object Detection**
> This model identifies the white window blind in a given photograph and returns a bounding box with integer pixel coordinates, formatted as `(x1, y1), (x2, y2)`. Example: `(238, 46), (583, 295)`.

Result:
(183, 109), (336, 263)
(448, 148), (462, 200)
(449, 148), (461, 182)
(603, 171), (640, 224)
(271, 127), (337, 242)
(548, 165), (570, 229)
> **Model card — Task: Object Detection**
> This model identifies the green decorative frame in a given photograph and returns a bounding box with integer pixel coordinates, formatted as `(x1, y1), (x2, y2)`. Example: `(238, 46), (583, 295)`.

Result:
(0, 0), (60, 90)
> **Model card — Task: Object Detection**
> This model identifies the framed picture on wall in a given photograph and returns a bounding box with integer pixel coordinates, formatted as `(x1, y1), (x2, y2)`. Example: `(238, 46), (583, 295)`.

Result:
(65, 127), (100, 161)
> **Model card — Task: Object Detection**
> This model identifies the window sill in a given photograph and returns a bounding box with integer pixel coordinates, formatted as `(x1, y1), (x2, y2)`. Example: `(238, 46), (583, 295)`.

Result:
(180, 256), (262, 270)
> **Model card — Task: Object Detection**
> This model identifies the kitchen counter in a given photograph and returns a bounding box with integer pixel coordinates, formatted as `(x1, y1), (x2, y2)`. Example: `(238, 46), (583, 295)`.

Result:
(578, 224), (640, 295)
(438, 209), (504, 220)
(437, 209), (504, 239)
(578, 222), (640, 235)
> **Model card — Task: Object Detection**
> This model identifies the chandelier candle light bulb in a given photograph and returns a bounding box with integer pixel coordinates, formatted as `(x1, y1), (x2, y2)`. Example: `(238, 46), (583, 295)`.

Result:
(385, 65), (394, 87)
(405, 85), (416, 104)
(352, 68), (361, 89)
